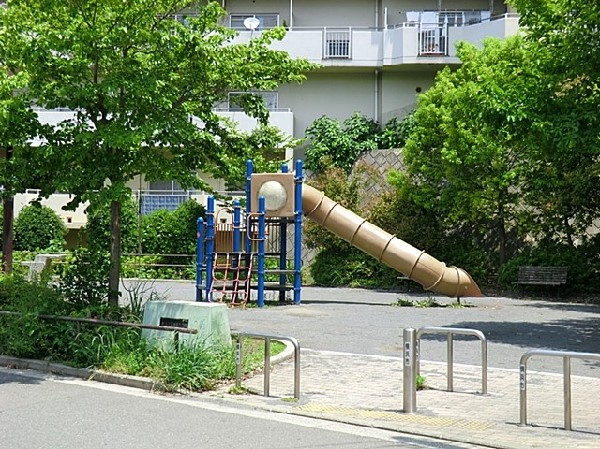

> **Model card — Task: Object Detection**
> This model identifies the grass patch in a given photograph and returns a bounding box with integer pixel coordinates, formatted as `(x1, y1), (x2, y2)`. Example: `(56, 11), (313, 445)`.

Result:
(91, 335), (285, 393)
(0, 275), (285, 393)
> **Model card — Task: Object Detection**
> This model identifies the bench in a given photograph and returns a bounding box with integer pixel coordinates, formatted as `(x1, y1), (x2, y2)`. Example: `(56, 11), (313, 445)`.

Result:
(515, 266), (568, 296)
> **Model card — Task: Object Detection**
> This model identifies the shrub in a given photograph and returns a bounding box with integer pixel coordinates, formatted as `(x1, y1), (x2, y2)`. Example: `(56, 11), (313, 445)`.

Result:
(304, 112), (379, 174)
(0, 276), (75, 359)
(499, 237), (600, 294)
(170, 200), (205, 254)
(140, 209), (172, 255)
(14, 203), (67, 252)
(141, 199), (205, 255)
(85, 196), (139, 253)
(58, 248), (110, 306)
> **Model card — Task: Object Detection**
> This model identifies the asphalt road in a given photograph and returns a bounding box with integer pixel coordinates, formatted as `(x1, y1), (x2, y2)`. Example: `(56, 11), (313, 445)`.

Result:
(0, 369), (480, 449)
(133, 282), (600, 377)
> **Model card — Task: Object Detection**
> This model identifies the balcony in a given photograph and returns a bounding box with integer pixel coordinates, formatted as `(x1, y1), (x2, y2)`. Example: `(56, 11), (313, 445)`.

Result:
(231, 13), (519, 66)
(35, 104), (294, 143)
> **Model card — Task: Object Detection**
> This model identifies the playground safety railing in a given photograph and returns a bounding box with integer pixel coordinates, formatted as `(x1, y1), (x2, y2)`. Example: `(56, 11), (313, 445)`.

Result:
(519, 349), (600, 431)
(234, 332), (300, 400)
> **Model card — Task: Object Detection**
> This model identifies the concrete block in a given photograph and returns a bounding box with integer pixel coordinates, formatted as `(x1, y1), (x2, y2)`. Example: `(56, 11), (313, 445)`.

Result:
(141, 301), (231, 351)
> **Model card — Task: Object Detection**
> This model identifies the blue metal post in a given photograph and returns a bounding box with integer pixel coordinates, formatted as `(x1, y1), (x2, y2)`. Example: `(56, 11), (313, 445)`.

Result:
(279, 163), (289, 301)
(245, 160), (253, 255)
(233, 200), (241, 253)
(257, 196), (266, 308)
(293, 160), (303, 304)
(205, 196), (215, 302)
(195, 217), (204, 301)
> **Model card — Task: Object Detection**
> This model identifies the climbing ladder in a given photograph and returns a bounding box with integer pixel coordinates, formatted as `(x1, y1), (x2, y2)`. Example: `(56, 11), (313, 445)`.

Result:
(209, 252), (254, 307)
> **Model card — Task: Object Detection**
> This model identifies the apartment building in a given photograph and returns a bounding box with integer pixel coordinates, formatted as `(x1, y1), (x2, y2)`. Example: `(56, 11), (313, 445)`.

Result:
(17, 0), (519, 232)
(221, 0), (519, 154)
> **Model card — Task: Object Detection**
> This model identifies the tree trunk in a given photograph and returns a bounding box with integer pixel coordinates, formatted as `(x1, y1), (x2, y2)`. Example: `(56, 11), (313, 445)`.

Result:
(2, 196), (14, 274)
(108, 199), (121, 306)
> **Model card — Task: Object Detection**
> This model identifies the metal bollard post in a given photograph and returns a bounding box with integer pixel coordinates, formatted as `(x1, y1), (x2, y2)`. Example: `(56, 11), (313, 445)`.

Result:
(264, 337), (271, 397)
(403, 328), (417, 413)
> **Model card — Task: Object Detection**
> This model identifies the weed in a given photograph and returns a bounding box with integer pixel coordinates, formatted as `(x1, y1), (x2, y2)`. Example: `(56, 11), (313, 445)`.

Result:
(392, 296), (442, 308)
(228, 385), (249, 395)
(416, 374), (428, 390)
(391, 297), (414, 307)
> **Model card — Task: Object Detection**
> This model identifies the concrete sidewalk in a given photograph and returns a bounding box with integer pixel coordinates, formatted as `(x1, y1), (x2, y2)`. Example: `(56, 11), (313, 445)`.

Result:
(207, 349), (600, 449)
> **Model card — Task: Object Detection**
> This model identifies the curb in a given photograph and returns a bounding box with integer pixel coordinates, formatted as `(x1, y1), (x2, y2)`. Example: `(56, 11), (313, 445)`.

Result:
(0, 355), (164, 392)
(0, 339), (296, 394)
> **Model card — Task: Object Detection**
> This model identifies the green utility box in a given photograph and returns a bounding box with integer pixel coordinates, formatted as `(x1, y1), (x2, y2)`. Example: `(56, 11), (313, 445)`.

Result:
(141, 301), (231, 350)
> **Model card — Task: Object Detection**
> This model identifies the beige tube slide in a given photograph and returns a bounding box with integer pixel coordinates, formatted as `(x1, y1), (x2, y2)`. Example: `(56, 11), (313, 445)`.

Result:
(302, 184), (482, 298)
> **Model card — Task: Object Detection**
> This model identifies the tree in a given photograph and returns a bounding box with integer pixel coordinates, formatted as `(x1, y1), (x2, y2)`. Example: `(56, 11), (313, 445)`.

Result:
(399, 37), (540, 264)
(2, 0), (314, 304)
(0, 62), (43, 273)
(510, 0), (600, 245)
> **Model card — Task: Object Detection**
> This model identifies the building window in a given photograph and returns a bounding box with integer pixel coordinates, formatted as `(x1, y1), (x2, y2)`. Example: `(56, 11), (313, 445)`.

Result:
(214, 92), (279, 112)
(228, 13), (279, 30)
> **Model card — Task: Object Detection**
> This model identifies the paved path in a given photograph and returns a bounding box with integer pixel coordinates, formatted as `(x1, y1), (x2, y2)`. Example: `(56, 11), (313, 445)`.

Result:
(194, 286), (598, 449)
(205, 349), (600, 449)
(59, 282), (600, 447)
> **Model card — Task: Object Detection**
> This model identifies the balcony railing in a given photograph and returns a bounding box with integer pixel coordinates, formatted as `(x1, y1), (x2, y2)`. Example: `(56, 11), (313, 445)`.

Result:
(227, 13), (280, 31)
(323, 28), (351, 59)
(230, 13), (518, 64)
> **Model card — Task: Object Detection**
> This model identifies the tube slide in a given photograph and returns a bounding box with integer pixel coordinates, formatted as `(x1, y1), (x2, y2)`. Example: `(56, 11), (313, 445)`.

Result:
(302, 184), (482, 298)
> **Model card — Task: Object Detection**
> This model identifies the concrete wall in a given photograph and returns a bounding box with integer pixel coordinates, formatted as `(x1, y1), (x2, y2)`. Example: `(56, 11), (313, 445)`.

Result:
(278, 68), (439, 139)
(380, 70), (437, 122)
(279, 71), (377, 138)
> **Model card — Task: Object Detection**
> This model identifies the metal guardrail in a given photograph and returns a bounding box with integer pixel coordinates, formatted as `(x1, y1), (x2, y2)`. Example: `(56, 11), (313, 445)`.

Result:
(519, 349), (600, 431)
(234, 332), (300, 400)
(416, 326), (488, 395)
(0, 310), (197, 334)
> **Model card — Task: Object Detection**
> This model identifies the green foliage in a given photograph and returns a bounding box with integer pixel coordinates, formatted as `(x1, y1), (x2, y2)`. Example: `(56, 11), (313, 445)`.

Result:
(0, 274), (282, 392)
(0, 276), (77, 359)
(220, 124), (303, 191)
(377, 113), (416, 149)
(1, 0), (315, 303)
(304, 112), (379, 174)
(499, 237), (600, 294)
(85, 196), (139, 254)
(416, 374), (428, 390)
(304, 112), (417, 175)
(0, 204), (3, 248)
(142, 199), (205, 255)
(401, 37), (536, 265)
(509, 0), (600, 245)
(121, 254), (195, 280)
(14, 203), (67, 252)
(58, 248), (110, 307)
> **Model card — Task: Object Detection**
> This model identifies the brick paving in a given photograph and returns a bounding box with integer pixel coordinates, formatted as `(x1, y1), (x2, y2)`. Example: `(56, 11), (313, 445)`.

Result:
(209, 349), (600, 449)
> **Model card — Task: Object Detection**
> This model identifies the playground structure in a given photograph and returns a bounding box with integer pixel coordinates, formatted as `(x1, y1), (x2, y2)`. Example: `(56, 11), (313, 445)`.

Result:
(195, 160), (482, 307)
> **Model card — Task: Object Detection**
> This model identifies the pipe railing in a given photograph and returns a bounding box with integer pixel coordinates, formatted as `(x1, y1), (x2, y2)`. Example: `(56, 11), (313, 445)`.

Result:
(416, 326), (487, 395)
(235, 332), (300, 400)
(519, 349), (600, 431)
